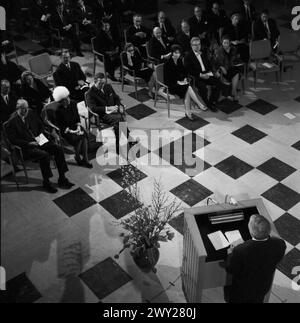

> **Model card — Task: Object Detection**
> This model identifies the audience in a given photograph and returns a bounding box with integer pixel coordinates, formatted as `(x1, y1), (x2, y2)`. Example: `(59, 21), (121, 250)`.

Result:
(53, 86), (92, 169)
(148, 27), (172, 63)
(188, 6), (210, 46)
(184, 37), (222, 112)
(122, 43), (155, 98)
(53, 49), (88, 102)
(164, 45), (207, 121)
(5, 99), (74, 193)
(153, 11), (176, 44)
(252, 9), (280, 49)
(20, 71), (52, 116)
(176, 20), (192, 55)
(94, 19), (121, 82)
(0, 80), (19, 125)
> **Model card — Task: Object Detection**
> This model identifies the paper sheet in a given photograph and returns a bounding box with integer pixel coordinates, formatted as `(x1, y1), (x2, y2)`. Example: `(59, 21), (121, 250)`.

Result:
(207, 231), (230, 250)
(35, 133), (49, 146)
(284, 113), (296, 120)
(262, 62), (274, 69)
(225, 230), (244, 245)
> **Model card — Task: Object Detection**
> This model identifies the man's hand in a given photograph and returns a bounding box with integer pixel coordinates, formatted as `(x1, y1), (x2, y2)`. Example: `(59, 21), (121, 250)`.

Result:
(163, 52), (172, 59)
(200, 73), (210, 80)
(29, 141), (39, 147)
(64, 24), (72, 31)
(78, 80), (85, 86)
(1, 40), (10, 46)
(135, 32), (146, 38)
(231, 40), (239, 46)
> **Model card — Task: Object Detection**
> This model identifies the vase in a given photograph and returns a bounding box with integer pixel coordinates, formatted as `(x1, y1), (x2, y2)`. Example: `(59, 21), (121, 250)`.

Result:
(132, 246), (160, 273)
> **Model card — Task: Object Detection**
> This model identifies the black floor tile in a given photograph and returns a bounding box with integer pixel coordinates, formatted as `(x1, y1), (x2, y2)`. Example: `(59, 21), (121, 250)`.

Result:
(257, 158), (297, 182)
(0, 273), (41, 303)
(169, 213), (184, 235)
(275, 213), (300, 246)
(232, 125), (267, 144)
(215, 156), (254, 180)
(126, 104), (157, 120)
(106, 165), (147, 189)
(128, 88), (151, 103)
(99, 190), (141, 219)
(216, 98), (243, 114)
(292, 141), (300, 151)
(80, 258), (132, 300)
(247, 99), (278, 115)
(277, 248), (300, 281)
(54, 188), (97, 217)
(175, 115), (209, 131)
(262, 184), (300, 211)
(170, 179), (213, 207)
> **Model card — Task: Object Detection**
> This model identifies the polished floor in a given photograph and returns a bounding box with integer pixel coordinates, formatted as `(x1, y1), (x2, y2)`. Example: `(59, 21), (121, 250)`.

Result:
(1, 0), (300, 303)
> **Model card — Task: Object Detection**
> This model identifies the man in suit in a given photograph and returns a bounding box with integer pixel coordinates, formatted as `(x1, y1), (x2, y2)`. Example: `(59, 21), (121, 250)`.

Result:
(225, 214), (286, 303)
(153, 11), (176, 44)
(53, 49), (88, 102)
(188, 6), (210, 45)
(94, 19), (121, 81)
(126, 14), (151, 58)
(252, 9), (280, 49)
(184, 37), (222, 112)
(73, 0), (97, 40)
(51, 1), (83, 57)
(148, 27), (171, 63)
(5, 99), (74, 193)
(0, 80), (19, 125)
(86, 73), (136, 155)
(239, 0), (256, 36)
(176, 20), (192, 55)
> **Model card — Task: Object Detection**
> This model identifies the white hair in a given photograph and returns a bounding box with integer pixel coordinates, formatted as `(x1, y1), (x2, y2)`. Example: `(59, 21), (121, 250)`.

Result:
(53, 86), (70, 102)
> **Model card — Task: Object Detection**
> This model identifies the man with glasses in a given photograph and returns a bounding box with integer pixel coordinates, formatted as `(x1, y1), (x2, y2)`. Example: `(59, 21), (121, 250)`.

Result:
(184, 37), (222, 112)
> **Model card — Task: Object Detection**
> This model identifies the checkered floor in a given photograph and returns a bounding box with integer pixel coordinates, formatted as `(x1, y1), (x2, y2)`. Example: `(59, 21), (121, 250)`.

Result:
(1, 0), (300, 303)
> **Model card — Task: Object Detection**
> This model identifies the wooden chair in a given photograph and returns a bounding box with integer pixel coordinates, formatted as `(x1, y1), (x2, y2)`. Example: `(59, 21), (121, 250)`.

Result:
(145, 41), (160, 67)
(120, 50), (146, 100)
(279, 32), (300, 76)
(28, 53), (54, 85)
(249, 39), (281, 88)
(91, 37), (107, 80)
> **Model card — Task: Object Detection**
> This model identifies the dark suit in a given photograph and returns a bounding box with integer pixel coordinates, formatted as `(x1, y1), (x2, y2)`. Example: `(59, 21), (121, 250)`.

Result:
(184, 50), (222, 105)
(148, 36), (171, 62)
(176, 31), (192, 54)
(0, 92), (19, 124)
(153, 19), (176, 40)
(53, 62), (87, 102)
(225, 237), (286, 303)
(188, 14), (210, 44)
(73, 4), (97, 38)
(5, 110), (68, 181)
(239, 3), (256, 34)
(252, 18), (280, 48)
(126, 25), (151, 57)
(207, 9), (230, 42)
(50, 7), (81, 53)
(94, 29), (121, 77)
(88, 0), (114, 24)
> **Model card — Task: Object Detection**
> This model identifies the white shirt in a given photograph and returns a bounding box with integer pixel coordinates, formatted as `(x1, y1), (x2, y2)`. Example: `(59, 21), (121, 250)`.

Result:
(2, 94), (9, 104)
(194, 51), (206, 72)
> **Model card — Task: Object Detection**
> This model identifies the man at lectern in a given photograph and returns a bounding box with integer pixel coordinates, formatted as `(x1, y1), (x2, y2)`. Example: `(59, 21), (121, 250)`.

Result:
(225, 214), (286, 303)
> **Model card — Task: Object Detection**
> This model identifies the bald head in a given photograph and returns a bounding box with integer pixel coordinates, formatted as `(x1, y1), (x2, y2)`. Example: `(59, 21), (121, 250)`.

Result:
(153, 27), (162, 39)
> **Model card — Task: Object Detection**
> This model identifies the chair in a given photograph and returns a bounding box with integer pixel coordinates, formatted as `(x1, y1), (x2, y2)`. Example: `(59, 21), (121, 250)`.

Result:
(91, 37), (107, 80)
(3, 39), (19, 64)
(1, 146), (19, 188)
(145, 41), (160, 67)
(154, 63), (179, 118)
(279, 32), (300, 76)
(120, 50), (146, 100)
(28, 53), (54, 83)
(2, 122), (29, 185)
(249, 39), (281, 88)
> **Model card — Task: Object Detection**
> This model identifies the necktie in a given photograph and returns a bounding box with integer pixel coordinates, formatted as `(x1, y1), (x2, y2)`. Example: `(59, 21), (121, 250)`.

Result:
(159, 38), (166, 49)
(264, 22), (271, 39)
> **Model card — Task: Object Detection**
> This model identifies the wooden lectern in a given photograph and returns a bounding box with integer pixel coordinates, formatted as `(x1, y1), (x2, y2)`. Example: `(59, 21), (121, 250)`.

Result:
(181, 198), (279, 303)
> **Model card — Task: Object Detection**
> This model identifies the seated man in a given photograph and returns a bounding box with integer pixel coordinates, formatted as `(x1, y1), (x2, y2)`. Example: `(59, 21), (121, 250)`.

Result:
(153, 11), (176, 44)
(73, 0), (97, 40)
(5, 99), (74, 193)
(184, 37), (222, 112)
(188, 6), (210, 46)
(176, 20), (193, 55)
(126, 14), (151, 58)
(85, 73), (136, 154)
(252, 9), (280, 50)
(0, 79), (19, 125)
(53, 49), (88, 102)
(51, 0), (83, 57)
(94, 19), (121, 81)
(225, 214), (286, 303)
(148, 27), (172, 63)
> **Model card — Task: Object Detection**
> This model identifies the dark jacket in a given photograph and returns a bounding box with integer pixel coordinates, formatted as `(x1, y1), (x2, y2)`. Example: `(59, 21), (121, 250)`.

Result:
(153, 18), (176, 39)
(121, 49), (144, 72)
(73, 4), (94, 25)
(50, 7), (75, 31)
(126, 25), (151, 47)
(176, 31), (192, 54)
(214, 46), (241, 71)
(226, 237), (286, 303)
(53, 62), (86, 94)
(5, 109), (47, 150)
(94, 29), (119, 55)
(56, 100), (81, 133)
(188, 14), (210, 38)
(0, 60), (23, 84)
(164, 57), (187, 88)
(223, 23), (249, 42)
(239, 3), (257, 25)
(148, 36), (170, 62)
(31, 0), (51, 21)
(0, 92), (19, 124)
(85, 84), (121, 118)
(184, 50), (213, 80)
(252, 18), (280, 47)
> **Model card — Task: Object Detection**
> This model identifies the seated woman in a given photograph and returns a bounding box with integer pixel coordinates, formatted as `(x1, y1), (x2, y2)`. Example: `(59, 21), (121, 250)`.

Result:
(163, 44), (207, 121)
(53, 86), (92, 169)
(20, 71), (52, 116)
(214, 35), (243, 102)
(122, 43), (156, 98)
